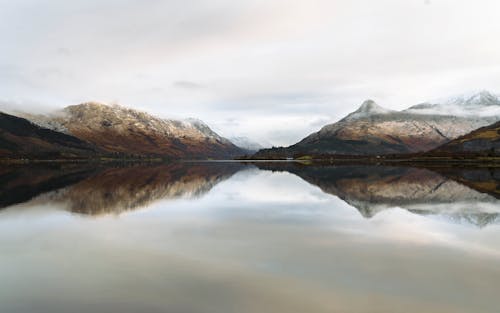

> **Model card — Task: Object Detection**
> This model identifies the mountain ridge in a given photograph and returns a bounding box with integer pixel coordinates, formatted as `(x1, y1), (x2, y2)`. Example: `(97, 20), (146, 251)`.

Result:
(431, 120), (500, 155)
(0, 111), (100, 159)
(404, 90), (500, 117)
(253, 92), (499, 158)
(20, 102), (244, 159)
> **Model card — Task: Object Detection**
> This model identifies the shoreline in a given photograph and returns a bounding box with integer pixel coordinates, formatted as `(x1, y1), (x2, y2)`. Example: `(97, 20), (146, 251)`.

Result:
(2, 156), (500, 168)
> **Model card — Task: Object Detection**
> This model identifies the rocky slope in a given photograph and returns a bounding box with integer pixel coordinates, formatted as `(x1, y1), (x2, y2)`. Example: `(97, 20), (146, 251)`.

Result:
(23, 102), (244, 159)
(430, 120), (500, 155)
(254, 92), (500, 157)
(0, 112), (99, 159)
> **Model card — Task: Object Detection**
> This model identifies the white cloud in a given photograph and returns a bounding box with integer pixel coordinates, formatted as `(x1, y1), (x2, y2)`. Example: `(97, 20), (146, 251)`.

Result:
(1, 0), (500, 146)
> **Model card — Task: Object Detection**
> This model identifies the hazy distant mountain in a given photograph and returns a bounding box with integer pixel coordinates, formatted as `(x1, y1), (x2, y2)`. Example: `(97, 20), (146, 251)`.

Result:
(431, 120), (500, 155)
(254, 92), (499, 157)
(0, 111), (98, 159)
(23, 102), (244, 159)
(229, 136), (264, 152)
(405, 90), (500, 117)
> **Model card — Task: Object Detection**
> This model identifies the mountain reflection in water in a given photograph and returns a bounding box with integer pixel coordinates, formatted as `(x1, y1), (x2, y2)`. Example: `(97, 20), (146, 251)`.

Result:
(0, 162), (499, 226)
(1, 162), (500, 313)
(0, 162), (244, 215)
(256, 163), (500, 227)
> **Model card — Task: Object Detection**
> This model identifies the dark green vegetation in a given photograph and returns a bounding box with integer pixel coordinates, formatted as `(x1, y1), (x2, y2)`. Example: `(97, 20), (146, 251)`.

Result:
(245, 120), (500, 166)
(2, 98), (499, 164)
(0, 112), (100, 160)
(252, 99), (496, 158)
(20, 103), (245, 160)
(432, 120), (500, 155)
(0, 110), (240, 162)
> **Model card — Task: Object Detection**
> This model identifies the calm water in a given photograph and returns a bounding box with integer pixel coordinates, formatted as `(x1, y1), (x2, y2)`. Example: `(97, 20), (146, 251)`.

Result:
(0, 162), (499, 313)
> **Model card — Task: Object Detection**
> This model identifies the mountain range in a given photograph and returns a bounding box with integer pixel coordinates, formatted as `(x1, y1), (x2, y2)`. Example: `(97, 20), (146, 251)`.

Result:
(1, 91), (500, 160)
(23, 102), (245, 159)
(0, 102), (247, 160)
(253, 91), (500, 158)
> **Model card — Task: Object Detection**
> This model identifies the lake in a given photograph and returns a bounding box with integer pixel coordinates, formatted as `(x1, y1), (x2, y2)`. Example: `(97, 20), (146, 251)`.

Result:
(0, 162), (499, 313)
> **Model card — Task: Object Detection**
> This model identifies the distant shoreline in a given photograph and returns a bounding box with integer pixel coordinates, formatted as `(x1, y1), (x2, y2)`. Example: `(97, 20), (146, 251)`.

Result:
(2, 155), (500, 168)
(237, 155), (500, 168)
(0, 157), (167, 165)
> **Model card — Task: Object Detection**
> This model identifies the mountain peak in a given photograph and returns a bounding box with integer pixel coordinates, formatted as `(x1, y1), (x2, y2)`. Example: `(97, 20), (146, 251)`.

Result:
(19, 101), (244, 158)
(447, 90), (500, 107)
(343, 100), (392, 121)
(404, 90), (500, 117)
(357, 100), (384, 112)
(465, 90), (498, 105)
(67, 102), (109, 110)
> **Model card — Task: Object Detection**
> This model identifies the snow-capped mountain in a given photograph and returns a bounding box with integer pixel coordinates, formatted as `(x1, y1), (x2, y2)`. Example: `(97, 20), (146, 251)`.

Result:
(254, 91), (500, 157)
(404, 90), (500, 117)
(342, 99), (395, 121)
(22, 102), (244, 159)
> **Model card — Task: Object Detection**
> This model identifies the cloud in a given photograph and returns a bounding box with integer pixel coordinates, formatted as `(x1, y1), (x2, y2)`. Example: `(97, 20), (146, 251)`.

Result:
(173, 81), (204, 89)
(1, 0), (500, 145)
(56, 48), (73, 56)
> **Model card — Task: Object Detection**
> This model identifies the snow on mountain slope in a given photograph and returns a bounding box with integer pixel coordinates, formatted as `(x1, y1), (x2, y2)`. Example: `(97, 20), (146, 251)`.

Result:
(342, 99), (395, 121)
(21, 102), (244, 158)
(405, 91), (500, 117)
(254, 93), (500, 157)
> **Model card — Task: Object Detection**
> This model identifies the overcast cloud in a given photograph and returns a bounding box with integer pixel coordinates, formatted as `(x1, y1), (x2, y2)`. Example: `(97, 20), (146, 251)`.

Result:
(1, 0), (500, 146)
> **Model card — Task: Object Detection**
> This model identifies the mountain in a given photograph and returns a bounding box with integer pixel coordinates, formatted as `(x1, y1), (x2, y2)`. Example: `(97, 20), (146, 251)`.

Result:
(405, 90), (500, 117)
(23, 102), (244, 159)
(229, 136), (264, 152)
(342, 99), (395, 121)
(430, 120), (500, 155)
(0, 111), (99, 159)
(254, 92), (499, 158)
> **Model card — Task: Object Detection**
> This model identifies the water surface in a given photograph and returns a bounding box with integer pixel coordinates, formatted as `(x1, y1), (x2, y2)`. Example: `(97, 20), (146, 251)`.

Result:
(0, 162), (499, 313)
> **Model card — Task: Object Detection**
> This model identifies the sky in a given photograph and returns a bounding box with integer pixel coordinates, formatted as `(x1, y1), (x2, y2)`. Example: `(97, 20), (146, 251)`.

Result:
(1, 0), (500, 147)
